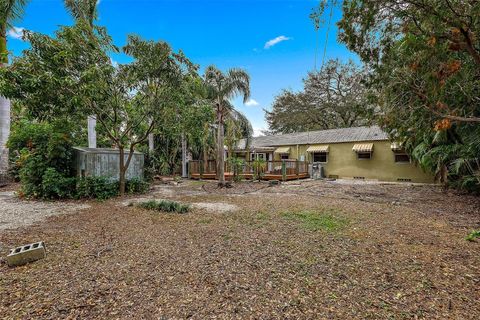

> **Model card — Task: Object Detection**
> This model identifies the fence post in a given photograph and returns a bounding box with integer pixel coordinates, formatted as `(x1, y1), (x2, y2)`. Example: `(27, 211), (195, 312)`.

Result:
(200, 161), (204, 180)
(282, 161), (286, 181)
(296, 161), (299, 180)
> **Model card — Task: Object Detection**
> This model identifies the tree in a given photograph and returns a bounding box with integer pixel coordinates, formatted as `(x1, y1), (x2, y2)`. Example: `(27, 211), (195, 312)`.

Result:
(203, 66), (251, 186)
(325, 0), (480, 190)
(266, 59), (371, 134)
(0, 22), (194, 195)
(0, 0), (30, 175)
(64, 0), (103, 149)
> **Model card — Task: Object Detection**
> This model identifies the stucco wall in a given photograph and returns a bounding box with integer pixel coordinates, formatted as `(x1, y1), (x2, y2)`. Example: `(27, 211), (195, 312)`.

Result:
(253, 140), (434, 183)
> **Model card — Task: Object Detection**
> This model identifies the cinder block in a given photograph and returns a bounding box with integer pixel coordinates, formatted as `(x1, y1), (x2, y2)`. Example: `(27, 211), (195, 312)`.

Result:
(6, 242), (46, 267)
(269, 180), (281, 186)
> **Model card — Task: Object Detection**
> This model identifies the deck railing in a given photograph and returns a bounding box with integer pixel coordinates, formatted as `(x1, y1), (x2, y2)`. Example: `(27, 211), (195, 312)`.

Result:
(188, 160), (309, 181)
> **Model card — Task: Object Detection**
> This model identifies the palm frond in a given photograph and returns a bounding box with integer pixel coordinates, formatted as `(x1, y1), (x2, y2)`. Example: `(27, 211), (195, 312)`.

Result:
(64, 0), (98, 27)
(0, 0), (30, 31)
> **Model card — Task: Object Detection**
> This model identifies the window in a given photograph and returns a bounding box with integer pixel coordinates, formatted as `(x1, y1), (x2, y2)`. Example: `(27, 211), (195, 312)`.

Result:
(357, 152), (372, 160)
(395, 154), (410, 163)
(313, 152), (327, 163)
(250, 153), (266, 161)
(280, 154), (289, 160)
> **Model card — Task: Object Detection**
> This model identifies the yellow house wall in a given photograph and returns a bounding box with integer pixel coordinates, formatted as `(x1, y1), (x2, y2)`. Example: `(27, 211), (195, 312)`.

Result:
(252, 140), (434, 183)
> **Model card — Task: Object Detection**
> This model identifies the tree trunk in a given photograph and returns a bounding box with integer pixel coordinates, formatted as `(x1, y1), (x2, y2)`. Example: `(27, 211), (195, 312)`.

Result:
(216, 111), (225, 186)
(0, 55), (10, 175)
(119, 146), (126, 196)
(181, 133), (187, 178)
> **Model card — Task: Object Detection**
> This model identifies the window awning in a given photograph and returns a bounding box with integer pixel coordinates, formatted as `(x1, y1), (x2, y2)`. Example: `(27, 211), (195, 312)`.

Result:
(352, 143), (374, 153)
(274, 147), (290, 154)
(390, 142), (404, 152)
(306, 145), (329, 153)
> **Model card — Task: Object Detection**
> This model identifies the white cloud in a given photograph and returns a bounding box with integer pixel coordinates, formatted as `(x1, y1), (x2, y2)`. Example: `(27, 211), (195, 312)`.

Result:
(264, 35), (291, 49)
(253, 127), (267, 137)
(110, 58), (119, 68)
(245, 99), (259, 107)
(7, 27), (25, 40)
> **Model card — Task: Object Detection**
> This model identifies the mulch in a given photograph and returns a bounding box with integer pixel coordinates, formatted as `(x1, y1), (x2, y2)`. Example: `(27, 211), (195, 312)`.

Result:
(0, 181), (479, 319)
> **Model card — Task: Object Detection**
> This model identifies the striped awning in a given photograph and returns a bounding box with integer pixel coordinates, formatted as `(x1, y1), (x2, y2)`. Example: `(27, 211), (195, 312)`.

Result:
(306, 145), (329, 153)
(390, 142), (403, 151)
(274, 147), (290, 154)
(352, 143), (374, 153)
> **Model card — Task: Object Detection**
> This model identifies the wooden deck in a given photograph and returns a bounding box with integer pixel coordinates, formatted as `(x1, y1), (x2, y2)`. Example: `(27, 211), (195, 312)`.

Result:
(190, 172), (309, 181)
(189, 160), (310, 181)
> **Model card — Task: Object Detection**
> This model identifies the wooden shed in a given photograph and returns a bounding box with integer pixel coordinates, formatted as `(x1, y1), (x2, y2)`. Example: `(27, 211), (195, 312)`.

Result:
(73, 147), (144, 180)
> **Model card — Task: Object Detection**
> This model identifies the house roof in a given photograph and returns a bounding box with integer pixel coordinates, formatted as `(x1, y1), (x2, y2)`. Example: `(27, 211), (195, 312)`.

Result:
(238, 126), (389, 149)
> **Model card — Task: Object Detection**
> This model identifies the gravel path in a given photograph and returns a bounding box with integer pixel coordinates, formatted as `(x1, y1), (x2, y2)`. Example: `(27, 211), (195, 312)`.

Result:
(0, 191), (90, 231)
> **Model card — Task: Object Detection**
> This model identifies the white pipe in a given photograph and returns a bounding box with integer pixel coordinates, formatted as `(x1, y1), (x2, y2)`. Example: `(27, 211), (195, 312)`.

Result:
(87, 115), (97, 148)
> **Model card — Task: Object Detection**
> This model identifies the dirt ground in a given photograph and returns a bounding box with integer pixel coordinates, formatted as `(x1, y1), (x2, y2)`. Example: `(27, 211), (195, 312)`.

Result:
(0, 179), (479, 319)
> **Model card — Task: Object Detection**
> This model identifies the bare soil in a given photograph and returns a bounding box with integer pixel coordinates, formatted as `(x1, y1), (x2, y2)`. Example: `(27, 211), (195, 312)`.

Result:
(0, 179), (479, 319)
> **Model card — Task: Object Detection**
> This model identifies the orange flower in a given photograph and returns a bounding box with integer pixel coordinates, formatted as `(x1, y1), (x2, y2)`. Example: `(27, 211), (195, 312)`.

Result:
(434, 118), (452, 131)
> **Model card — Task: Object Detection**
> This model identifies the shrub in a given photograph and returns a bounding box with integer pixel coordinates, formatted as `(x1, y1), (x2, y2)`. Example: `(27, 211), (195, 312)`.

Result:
(41, 168), (77, 199)
(126, 178), (150, 194)
(9, 121), (75, 198)
(138, 200), (190, 213)
(75, 176), (119, 200)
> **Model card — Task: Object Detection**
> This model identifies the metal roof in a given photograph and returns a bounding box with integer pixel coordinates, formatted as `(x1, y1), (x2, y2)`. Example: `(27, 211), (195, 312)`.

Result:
(238, 126), (389, 149)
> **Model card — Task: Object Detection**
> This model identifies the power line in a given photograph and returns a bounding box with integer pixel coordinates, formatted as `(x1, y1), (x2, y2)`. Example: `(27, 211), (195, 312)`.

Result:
(321, 0), (335, 69)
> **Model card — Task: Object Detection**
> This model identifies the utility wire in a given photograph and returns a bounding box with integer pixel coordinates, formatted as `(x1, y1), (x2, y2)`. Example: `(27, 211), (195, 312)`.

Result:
(321, 0), (335, 69)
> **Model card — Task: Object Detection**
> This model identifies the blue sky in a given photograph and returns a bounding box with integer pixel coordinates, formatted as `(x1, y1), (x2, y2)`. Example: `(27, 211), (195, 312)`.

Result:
(7, 0), (356, 136)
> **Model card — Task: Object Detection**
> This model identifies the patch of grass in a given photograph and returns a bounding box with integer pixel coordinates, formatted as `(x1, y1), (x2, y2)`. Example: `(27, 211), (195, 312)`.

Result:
(281, 209), (347, 232)
(138, 200), (190, 214)
(466, 230), (480, 242)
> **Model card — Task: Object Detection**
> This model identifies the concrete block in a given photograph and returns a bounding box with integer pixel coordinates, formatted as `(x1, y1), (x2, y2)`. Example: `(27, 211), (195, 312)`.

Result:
(269, 180), (281, 186)
(6, 242), (46, 267)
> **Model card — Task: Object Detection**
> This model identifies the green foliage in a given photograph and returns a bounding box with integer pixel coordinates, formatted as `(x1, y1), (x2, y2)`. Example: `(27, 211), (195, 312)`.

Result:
(228, 157), (245, 182)
(252, 158), (266, 181)
(8, 121), (75, 198)
(466, 230), (480, 242)
(203, 65), (251, 184)
(75, 176), (119, 200)
(332, 0), (480, 192)
(126, 177), (150, 194)
(41, 168), (77, 199)
(282, 209), (347, 232)
(138, 199), (190, 214)
(0, 10), (197, 195)
(266, 59), (371, 134)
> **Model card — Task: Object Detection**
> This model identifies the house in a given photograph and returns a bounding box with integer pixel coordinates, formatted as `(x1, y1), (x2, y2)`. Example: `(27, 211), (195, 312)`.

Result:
(189, 126), (433, 183)
(230, 126), (433, 183)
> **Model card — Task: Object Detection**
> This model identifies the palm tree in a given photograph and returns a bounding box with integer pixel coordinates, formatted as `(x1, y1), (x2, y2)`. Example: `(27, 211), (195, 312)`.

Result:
(64, 0), (97, 28)
(0, 0), (30, 175)
(204, 66), (251, 186)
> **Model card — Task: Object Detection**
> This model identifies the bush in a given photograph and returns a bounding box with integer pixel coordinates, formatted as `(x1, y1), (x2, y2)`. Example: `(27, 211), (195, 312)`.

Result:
(126, 178), (150, 194)
(41, 168), (77, 199)
(138, 200), (190, 213)
(75, 176), (119, 200)
(9, 122), (75, 198)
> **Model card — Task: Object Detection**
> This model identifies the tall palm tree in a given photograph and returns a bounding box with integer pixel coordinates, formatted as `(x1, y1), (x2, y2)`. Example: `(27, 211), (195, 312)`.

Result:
(0, 0), (30, 175)
(204, 66), (250, 186)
